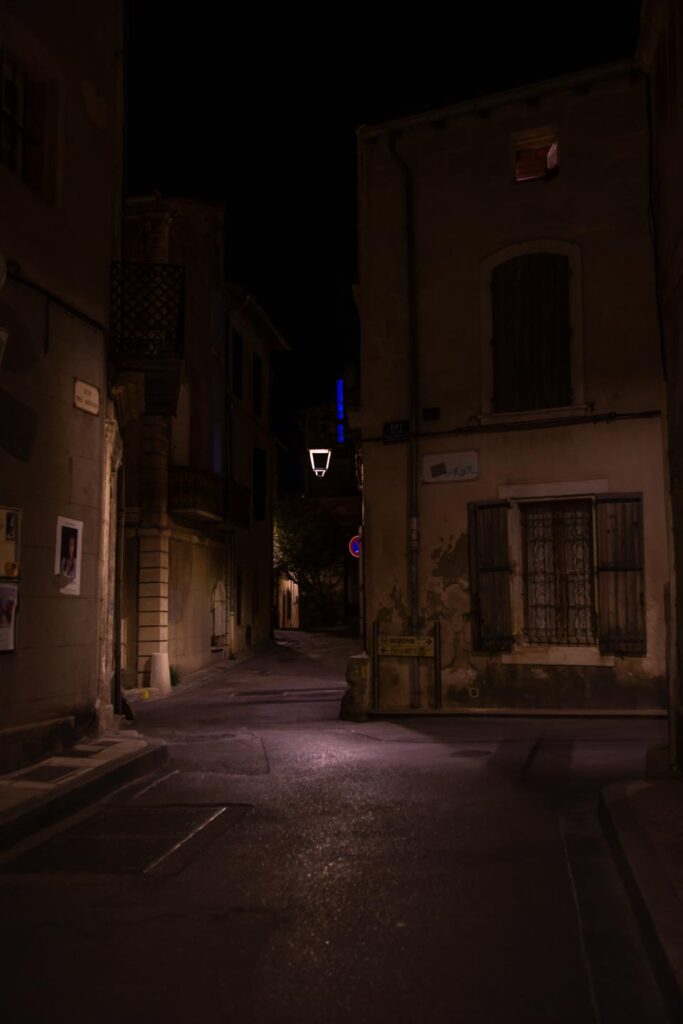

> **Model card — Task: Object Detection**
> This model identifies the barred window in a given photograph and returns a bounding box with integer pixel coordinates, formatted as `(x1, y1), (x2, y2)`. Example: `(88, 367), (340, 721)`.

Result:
(469, 496), (646, 656)
(521, 501), (596, 645)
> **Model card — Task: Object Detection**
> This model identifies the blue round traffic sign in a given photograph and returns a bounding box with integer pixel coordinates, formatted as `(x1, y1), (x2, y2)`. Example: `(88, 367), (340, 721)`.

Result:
(348, 535), (361, 558)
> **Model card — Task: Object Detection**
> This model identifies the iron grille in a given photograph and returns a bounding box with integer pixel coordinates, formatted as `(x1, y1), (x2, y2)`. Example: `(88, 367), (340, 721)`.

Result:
(169, 466), (223, 520)
(522, 500), (596, 645)
(110, 261), (185, 358)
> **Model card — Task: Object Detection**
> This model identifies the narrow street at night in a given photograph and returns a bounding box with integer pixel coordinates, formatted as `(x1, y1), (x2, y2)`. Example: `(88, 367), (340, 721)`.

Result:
(0, 633), (672, 1024)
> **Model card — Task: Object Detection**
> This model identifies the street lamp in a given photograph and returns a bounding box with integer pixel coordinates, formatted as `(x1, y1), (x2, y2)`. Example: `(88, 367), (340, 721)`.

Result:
(308, 448), (332, 478)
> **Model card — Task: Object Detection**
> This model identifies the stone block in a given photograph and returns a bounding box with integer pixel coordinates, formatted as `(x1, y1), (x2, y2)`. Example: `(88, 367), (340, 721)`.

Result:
(138, 626), (169, 643)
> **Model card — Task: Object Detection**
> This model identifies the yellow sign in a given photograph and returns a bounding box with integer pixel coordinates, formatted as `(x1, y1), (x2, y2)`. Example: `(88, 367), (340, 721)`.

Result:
(377, 635), (435, 658)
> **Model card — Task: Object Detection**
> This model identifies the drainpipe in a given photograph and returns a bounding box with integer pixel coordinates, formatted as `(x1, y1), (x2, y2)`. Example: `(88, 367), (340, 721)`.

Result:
(113, 463), (125, 715)
(388, 134), (421, 709)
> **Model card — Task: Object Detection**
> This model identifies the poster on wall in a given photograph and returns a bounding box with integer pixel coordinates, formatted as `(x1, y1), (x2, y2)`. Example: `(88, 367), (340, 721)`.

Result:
(54, 517), (83, 596)
(0, 507), (20, 578)
(0, 582), (18, 651)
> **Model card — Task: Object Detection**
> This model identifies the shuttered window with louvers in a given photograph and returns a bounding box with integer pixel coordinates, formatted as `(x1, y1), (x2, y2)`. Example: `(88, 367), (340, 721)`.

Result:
(492, 253), (571, 412)
(468, 501), (513, 652)
(595, 494), (646, 655)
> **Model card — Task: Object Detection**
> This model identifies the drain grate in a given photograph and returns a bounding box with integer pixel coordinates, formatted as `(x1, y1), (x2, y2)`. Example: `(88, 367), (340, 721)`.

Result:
(13, 764), (82, 783)
(2, 803), (248, 875)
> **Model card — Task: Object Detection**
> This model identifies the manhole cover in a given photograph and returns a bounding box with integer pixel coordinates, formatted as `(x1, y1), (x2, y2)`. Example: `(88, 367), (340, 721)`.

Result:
(2, 804), (247, 875)
(449, 749), (492, 759)
(13, 764), (82, 783)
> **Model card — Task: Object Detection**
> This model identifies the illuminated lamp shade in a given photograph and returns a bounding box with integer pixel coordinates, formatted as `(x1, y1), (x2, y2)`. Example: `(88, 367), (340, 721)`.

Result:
(309, 448), (332, 478)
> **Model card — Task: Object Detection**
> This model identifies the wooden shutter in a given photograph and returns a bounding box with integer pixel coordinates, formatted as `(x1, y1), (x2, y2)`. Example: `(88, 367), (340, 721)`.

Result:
(23, 79), (46, 194)
(468, 501), (513, 652)
(595, 495), (646, 655)
(491, 253), (571, 413)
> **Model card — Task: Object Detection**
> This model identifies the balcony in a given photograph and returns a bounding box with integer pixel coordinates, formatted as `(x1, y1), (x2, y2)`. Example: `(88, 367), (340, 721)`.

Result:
(169, 467), (251, 528)
(110, 261), (185, 416)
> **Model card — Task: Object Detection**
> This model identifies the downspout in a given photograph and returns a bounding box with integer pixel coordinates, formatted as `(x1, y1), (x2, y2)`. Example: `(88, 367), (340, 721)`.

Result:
(113, 463), (125, 715)
(388, 134), (421, 708)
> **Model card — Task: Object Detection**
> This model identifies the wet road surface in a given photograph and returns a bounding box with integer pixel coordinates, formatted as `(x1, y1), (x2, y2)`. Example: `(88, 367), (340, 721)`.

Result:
(0, 632), (673, 1023)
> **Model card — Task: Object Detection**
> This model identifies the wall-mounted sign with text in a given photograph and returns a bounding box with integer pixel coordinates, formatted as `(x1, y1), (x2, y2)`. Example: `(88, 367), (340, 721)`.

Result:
(73, 378), (100, 416)
(382, 420), (410, 444)
(423, 450), (479, 483)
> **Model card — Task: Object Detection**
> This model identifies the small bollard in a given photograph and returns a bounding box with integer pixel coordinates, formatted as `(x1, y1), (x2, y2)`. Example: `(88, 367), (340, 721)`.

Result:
(340, 653), (371, 721)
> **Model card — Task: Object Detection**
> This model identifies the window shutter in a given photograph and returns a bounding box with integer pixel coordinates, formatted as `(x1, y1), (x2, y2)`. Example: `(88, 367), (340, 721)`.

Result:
(492, 253), (571, 412)
(468, 501), (513, 652)
(595, 495), (646, 655)
(23, 79), (46, 194)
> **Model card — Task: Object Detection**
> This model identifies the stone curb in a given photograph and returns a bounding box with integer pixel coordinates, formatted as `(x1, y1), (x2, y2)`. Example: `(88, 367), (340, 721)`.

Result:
(0, 739), (167, 851)
(124, 642), (275, 704)
(599, 781), (683, 1019)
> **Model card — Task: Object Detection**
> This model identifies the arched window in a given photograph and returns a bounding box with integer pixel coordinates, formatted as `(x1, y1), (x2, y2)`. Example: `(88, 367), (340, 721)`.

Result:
(492, 253), (570, 412)
(481, 241), (582, 415)
(211, 580), (227, 647)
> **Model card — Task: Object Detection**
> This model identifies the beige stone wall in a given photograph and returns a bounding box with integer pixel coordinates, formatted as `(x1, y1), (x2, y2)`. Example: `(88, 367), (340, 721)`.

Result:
(358, 67), (670, 711)
(0, 1), (121, 731)
(168, 531), (226, 678)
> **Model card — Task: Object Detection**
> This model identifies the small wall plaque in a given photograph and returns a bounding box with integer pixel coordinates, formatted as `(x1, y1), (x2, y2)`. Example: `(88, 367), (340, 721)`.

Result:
(74, 378), (100, 416)
(423, 450), (479, 483)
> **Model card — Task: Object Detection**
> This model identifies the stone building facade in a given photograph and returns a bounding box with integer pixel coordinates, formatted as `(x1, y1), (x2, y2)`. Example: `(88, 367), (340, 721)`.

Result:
(0, 0), (124, 765)
(117, 197), (284, 690)
(639, 0), (683, 756)
(356, 61), (671, 713)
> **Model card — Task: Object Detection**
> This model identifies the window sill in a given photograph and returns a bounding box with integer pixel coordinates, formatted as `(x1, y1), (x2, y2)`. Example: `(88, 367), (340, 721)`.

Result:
(501, 645), (614, 667)
(477, 404), (591, 426)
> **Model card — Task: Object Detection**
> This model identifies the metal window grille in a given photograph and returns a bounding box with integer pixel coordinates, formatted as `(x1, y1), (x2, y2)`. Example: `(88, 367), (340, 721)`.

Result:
(521, 500), (596, 645)
(110, 262), (185, 358)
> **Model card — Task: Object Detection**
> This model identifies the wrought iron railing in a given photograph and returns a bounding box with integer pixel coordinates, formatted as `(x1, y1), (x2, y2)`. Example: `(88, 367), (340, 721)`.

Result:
(169, 466), (223, 520)
(110, 261), (185, 358)
(168, 467), (251, 527)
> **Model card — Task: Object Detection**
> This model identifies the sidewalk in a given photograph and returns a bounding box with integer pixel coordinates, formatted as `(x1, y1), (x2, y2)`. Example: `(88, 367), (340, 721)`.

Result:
(600, 775), (683, 1017)
(0, 650), (264, 850)
(0, 729), (167, 850)
(0, 630), (357, 851)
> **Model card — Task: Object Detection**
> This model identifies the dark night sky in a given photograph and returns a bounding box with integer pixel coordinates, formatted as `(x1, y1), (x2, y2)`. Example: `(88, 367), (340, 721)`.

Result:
(126, 2), (643, 422)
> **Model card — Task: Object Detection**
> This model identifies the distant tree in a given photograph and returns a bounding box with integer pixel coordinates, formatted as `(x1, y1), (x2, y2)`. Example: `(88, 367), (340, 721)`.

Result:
(274, 496), (345, 625)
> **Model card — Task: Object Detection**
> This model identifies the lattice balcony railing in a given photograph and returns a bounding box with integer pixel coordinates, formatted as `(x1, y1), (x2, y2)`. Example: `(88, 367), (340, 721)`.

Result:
(110, 261), (185, 358)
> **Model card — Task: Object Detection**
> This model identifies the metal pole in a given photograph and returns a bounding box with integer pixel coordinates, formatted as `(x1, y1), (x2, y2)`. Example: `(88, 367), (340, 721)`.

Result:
(388, 136), (421, 710)
(434, 619), (442, 710)
(372, 618), (380, 711)
(113, 463), (125, 716)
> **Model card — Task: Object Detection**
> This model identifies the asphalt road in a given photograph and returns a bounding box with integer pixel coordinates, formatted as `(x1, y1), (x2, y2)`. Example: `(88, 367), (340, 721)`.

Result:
(0, 631), (673, 1023)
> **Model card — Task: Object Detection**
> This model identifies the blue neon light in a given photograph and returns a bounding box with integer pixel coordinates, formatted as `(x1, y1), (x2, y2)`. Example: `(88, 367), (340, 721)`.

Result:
(336, 379), (345, 444)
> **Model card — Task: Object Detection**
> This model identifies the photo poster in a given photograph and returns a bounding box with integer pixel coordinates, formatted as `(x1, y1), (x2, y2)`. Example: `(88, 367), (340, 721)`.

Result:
(0, 507), (20, 578)
(0, 582), (18, 651)
(54, 516), (83, 596)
